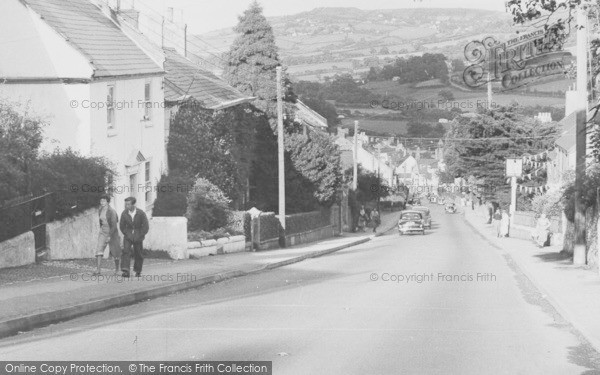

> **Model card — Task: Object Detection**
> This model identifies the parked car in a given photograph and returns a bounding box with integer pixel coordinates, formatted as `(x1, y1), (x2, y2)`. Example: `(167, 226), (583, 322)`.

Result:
(445, 203), (457, 214)
(411, 206), (431, 228)
(398, 210), (425, 235)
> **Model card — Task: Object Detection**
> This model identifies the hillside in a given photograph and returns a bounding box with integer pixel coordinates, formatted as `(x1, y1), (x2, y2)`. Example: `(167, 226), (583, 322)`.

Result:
(190, 7), (516, 81)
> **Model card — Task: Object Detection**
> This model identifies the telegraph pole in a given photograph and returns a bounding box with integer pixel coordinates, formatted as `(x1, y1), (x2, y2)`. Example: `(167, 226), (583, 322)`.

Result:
(487, 72), (493, 108)
(376, 144), (382, 211)
(353, 120), (358, 190)
(276, 67), (286, 233)
(574, 7), (588, 265)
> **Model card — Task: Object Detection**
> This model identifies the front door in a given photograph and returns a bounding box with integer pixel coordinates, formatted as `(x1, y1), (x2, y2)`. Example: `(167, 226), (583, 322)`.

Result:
(129, 173), (137, 202)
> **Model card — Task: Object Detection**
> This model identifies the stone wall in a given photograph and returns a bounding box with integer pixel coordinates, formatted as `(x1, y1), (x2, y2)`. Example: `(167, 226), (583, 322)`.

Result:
(283, 226), (334, 248)
(47, 208), (99, 260)
(0, 231), (35, 268)
(144, 216), (188, 260)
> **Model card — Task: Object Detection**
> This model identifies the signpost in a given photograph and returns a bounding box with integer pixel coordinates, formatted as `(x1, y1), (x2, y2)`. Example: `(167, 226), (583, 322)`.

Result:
(506, 158), (523, 215)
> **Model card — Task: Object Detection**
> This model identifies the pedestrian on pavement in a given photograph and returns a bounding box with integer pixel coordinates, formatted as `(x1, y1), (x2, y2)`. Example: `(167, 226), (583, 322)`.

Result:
(500, 209), (510, 237)
(493, 208), (502, 237)
(93, 195), (121, 276)
(532, 213), (551, 248)
(371, 208), (381, 233)
(119, 197), (149, 278)
(486, 201), (494, 224)
(357, 205), (367, 232)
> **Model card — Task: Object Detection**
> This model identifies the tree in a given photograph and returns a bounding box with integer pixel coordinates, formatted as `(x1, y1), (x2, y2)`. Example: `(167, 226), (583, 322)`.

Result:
(285, 131), (343, 209)
(406, 120), (446, 139)
(438, 89), (455, 102)
(168, 99), (244, 207)
(223, 1), (295, 127)
(443, 106), (558, 206)
(0, 99), (44, 203)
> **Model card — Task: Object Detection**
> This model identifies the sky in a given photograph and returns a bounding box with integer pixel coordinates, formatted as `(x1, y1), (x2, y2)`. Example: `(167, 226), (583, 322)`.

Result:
(138, 0), (508, 34)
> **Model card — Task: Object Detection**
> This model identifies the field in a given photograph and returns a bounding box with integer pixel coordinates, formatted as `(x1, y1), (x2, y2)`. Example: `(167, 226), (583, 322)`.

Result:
(365, 81), (567, 111)
(340, 118), (409, 135)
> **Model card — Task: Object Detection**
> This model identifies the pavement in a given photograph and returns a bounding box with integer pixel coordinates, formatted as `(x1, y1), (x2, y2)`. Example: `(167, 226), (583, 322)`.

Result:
(0, 210), (401, 339)
(462, 204), (600, 355)
(1, 204), (598, 374)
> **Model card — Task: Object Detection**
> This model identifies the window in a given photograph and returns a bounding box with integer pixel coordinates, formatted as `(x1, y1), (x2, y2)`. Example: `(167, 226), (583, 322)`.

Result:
(107, 85), (115, 128)
(145, 161), (151, 205)
(143, 81), (151, 121)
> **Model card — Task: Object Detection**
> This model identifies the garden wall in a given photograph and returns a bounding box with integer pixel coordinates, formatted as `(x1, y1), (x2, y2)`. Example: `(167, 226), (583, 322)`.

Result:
(252, 210), (333, 250)
(46, 207), (99, 260)
(0, 231), (35, 268)
(145, 216), (188, 260)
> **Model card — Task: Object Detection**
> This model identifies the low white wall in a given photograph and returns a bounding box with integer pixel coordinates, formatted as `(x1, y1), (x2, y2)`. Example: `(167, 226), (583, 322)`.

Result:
(188, 236), (246, 258)
(0, 231), (35, 268)
(145, 216), (188, 260)
(217, 235), (246, 254)
(47, 208), (99, 260)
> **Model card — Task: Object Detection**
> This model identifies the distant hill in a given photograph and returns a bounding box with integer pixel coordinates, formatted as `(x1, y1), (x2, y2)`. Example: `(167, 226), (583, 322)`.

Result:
(189, 7), (517, 80)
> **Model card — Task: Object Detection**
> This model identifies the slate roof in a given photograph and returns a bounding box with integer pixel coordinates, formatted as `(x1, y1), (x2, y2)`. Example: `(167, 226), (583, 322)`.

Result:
(295, 100), (328, 130)
(555, 111), (576, 152)
(163, 48), (252, 109)
(23, 0), (163, 78)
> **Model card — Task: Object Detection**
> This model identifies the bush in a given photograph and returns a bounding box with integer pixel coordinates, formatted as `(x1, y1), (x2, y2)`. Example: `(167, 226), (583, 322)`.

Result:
(30, 149), (113, 220)
(152, 170), (193, 217)
(258, 212), (281, 241)
(531, 188), (563, 218)
(186, 178), (231, 231)
(227, 210), (252, 240)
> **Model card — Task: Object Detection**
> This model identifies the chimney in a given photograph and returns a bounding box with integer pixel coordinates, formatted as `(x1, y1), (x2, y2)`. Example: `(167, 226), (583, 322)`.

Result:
(167, 7), (174, 22)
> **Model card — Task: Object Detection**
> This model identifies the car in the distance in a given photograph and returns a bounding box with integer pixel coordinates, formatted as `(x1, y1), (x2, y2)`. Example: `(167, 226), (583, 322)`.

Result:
(398, 210), (425, 235)
(411, 206), (431, 229)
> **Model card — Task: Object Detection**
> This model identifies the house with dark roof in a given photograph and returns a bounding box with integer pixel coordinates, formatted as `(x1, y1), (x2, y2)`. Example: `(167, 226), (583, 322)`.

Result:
(160, 47), (254, 144)
(294, 100), (328, 133)
(0, 0), (166, 214)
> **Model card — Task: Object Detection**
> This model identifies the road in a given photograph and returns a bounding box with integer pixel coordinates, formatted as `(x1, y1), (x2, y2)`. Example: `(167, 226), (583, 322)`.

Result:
(1, 205), (600, 374)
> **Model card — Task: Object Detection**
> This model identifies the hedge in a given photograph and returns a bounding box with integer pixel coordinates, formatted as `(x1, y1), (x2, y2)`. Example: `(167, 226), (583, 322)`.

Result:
(255, 209), (332, 243)
(284, 209), (331, 236)
(258, 212), (281, 242)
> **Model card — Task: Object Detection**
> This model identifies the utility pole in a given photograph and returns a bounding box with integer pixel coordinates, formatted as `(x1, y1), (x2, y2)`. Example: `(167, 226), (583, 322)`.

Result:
(574, 7), (588, 265)
(276, 67), (286, 234)
(376, 144), (382, 211)
(487, 71), (493, 109)
(353, 120), (358, 190)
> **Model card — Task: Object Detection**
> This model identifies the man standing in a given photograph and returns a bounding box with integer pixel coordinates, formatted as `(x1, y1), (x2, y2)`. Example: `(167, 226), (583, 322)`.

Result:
(119, 197), (149, 277)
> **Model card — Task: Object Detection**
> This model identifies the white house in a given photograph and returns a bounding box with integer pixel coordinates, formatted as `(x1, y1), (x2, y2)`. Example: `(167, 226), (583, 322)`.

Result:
(0, 0), (166, 214)
(395, 155), (420, 185)
(335, 129), (395, 186)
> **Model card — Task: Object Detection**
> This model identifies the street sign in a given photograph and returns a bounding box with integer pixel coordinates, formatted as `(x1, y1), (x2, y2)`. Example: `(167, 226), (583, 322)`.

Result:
(506, 158), (523, 177)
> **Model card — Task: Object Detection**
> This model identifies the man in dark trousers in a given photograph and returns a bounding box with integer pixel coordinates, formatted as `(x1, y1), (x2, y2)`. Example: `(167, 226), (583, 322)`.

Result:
(119, 197), (149, 277)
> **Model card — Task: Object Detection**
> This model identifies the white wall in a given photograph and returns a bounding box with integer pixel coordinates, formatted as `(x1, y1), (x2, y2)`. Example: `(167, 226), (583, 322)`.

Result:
(0, 0), (92, 79)
(89, 77), (166, 215)
(356, 146), (394, 186)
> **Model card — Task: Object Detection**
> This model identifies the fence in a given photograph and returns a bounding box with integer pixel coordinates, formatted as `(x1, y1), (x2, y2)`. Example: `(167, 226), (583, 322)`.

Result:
(251, 209), (334, 250)
(0, 192), (58, 256)
(0, 190), (87, 259)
